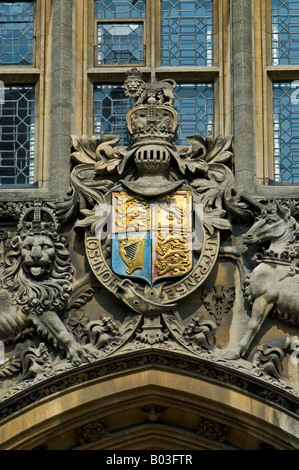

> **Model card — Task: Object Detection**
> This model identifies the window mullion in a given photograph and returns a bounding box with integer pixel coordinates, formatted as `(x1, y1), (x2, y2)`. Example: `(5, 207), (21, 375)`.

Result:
(151, 0), (159, 78)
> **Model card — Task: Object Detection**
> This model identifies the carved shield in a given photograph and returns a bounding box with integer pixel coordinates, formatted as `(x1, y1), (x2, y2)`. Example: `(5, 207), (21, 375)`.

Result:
(111, 190), (193, 285)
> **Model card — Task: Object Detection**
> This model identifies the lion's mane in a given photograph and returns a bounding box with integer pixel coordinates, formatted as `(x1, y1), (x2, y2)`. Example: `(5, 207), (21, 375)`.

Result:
(1, 234), (73, 316)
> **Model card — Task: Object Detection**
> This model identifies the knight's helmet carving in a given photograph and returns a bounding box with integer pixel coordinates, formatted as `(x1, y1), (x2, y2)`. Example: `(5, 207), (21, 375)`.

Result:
(123, 68), (181, 196)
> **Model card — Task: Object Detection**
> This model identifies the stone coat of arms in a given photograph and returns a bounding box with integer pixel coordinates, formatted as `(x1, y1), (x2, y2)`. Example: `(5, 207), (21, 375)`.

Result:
(65, 69), (244, 344)
(0, 69), (298, 401)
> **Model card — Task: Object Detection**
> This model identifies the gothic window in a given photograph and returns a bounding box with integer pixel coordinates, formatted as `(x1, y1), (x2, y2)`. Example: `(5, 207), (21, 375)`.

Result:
(90, 0), (223, 147)
(0, 1), (36, 186)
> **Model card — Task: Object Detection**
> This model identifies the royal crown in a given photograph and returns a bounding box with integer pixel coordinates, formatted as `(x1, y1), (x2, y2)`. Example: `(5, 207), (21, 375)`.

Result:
(124, 69), (178, 147)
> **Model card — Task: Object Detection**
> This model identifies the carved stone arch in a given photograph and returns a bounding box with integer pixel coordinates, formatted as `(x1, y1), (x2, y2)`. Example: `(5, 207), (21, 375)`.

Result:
(0, 364), (297, 450)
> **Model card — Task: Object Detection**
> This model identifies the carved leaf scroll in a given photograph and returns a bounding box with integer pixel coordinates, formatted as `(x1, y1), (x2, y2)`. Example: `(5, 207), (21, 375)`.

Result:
(71, 134), (126, 176)
(176, 134), (234, 175)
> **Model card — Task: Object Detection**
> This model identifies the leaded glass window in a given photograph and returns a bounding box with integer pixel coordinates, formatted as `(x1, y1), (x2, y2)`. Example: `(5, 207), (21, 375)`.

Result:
(161, 0), (213, 66)
(272, 0), (299, 65)
(174, 83), (214, 144)
(94, 83), (214, 147)
(94, 84), (134, 145)
(0, 85), (35, 185)
(95, 0), (146, 65)
(93, 0), (215, 143)
(94, 0), (146, 19)
(0, 1), (34, 66)
(94, 0), (213, 67)
(273, 81), (299, 183)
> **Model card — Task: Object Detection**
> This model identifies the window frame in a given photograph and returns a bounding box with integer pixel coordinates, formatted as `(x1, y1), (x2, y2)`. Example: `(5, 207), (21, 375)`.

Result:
(0, 0), (50, 194)
(0, 0), (36, 67)
(254, 0), (299, 189)
(74, 0), (231, 141)
(95, 19), (146, 67)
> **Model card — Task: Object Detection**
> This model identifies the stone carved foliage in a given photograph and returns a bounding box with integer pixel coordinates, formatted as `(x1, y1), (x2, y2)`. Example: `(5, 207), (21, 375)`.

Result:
(0, 341), (51, 381)
(202, 286), (235, 326)
(253, 336), (298, 380)
(71, 134), (124, 176)
(181, 315), (217, 352)
(76, 420), (109, 446)
(86, 315), (122, 351)
(0, 202), (31, 221)
(67, 130), (244, 237)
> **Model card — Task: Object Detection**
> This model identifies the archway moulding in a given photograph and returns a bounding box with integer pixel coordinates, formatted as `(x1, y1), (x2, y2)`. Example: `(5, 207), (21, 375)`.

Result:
(0, 354), (298, 450)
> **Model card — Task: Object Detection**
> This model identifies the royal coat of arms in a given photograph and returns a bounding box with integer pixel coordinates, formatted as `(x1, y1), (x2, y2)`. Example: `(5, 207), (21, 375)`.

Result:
(111, 190), (193, 285)
(1, 69), (299, 408)
(66, 68), (244, 342)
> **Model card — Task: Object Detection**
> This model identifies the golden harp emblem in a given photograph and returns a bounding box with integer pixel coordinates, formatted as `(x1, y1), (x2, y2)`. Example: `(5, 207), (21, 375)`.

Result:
(119, 233), (146, 274)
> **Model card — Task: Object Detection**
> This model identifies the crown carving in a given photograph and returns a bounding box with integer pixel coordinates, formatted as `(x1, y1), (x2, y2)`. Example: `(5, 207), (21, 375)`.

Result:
(124, 68), (178, 147)
(126, 105), (178, 146)
(18, 202), (60, 237)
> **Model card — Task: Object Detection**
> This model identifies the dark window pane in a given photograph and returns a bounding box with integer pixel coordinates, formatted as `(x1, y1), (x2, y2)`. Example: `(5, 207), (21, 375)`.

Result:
(0, 85), (35, 185)
(94, 84), (134, 146)
(174, 83), (214, 144)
